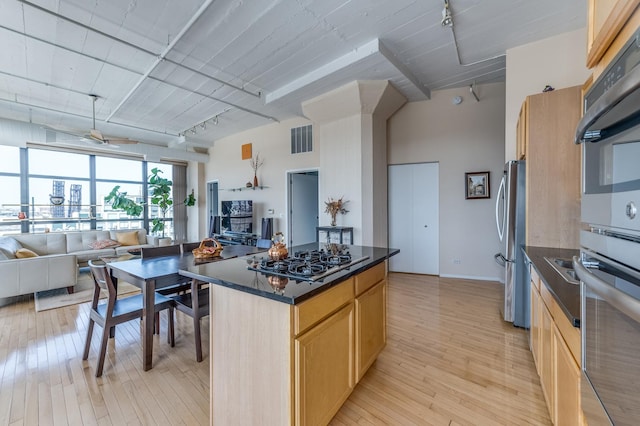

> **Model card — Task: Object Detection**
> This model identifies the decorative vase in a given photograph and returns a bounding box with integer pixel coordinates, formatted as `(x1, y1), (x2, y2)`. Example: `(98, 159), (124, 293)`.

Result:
(18, 211), (26, 220)
(253, 174), (259, 188)
(330, 214), (337, 227)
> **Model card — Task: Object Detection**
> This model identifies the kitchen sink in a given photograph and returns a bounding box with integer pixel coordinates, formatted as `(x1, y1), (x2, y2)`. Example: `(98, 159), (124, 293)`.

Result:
(543, 257), (580, 285)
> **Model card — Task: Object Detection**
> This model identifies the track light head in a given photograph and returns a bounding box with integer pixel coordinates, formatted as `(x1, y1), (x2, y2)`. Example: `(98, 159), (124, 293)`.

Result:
(441, 0), (453, 27)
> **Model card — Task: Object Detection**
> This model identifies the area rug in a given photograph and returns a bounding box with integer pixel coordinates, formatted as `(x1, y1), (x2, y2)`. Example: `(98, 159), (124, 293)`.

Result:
(34, 270), (140, 312)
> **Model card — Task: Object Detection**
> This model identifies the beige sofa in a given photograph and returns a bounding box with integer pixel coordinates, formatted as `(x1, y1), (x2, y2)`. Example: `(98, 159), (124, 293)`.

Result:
(0, 229), (156, 299)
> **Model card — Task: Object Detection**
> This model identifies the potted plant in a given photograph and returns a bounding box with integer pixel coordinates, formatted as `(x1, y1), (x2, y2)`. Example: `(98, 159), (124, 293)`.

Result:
(324, 196), (349, 226)
(104, 186), (143, 217)
(148, 167), (173, 245)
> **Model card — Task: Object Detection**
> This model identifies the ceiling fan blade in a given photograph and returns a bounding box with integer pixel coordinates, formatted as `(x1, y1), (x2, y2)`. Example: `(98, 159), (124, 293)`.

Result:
(104, 138), (139, 144)
(89, 128), (105, 141)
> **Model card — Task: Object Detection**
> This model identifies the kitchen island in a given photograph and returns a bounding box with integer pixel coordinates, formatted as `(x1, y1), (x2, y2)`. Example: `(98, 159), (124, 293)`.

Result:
(180, 243), (398, 425)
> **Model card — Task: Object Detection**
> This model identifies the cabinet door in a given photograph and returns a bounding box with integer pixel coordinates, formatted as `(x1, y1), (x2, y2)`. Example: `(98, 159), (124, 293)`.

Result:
(587, 0), (640, 68)
(554, 324), (582, 426)
(295, 303), (355, 426)
(355, 280), (386, 381)
(530, 285), (541, 373)
(541, 300), (555, 420)
(516, 99), (528, 160)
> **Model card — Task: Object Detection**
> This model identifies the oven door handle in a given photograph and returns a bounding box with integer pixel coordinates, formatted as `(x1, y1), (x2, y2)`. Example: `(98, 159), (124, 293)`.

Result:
(573, 256), (640, 323)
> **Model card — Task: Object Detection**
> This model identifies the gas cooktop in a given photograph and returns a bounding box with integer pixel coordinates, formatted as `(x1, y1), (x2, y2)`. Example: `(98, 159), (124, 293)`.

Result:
(247, 248), (369, 282)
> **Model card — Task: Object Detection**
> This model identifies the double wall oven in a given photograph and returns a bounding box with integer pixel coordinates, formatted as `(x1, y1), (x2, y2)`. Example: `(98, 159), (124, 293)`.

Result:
(574, 28), (640, 425)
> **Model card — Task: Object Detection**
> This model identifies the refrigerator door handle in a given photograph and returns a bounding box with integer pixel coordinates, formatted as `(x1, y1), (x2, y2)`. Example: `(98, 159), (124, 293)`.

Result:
(494, 252), (513, 266)
(495, 176), (506, 241)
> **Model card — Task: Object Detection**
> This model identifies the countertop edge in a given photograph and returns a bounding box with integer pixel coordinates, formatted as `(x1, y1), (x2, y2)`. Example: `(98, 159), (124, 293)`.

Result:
(523, 246), (580, 327)
(179, 246), (399, 305)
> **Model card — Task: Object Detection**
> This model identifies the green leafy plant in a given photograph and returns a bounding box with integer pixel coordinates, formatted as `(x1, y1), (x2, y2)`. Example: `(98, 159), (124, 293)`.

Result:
(104, 186), (143, 217)
(148, 167), (173, 238)
(184, 189), (196, 207)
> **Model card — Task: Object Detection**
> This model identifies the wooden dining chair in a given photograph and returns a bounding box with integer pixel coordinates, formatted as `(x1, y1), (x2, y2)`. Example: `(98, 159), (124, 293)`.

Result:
(140, 244), (181, 259)
(170, 278), (210, 362)
(82, 260), (175, 377)
(171, 241), (210, 362)
(180, 241), (201, 254)
(143, 244), (195, 299)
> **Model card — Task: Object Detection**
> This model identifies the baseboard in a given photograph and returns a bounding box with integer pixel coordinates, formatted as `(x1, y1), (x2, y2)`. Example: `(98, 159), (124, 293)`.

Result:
(439, 273), (502, 283)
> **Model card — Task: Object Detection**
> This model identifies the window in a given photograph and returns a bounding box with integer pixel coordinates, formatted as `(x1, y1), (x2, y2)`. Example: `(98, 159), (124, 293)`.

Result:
(0, 146), (182, 238)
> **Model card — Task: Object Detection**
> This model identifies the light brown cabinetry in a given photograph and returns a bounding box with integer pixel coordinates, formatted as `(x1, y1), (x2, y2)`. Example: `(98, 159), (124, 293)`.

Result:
(295, 303), (355, 426)
(355, 263), (387, 381)
(529, 265), (584, 425)
(516, 99), (528, 160)
(519, 86), (582, 249)
(210, 261), (388, 425)
(587, 0), (640, 70)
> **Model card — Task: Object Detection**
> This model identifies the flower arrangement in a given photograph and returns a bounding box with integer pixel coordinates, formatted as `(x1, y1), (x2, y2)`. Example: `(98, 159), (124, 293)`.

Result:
(250, 153), (264, 187)
(324, 196), (349, 226)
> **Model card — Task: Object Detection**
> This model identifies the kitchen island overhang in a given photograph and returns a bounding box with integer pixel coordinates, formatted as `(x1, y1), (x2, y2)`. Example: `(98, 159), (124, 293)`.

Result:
(179, 243), (399, 304)
(178, 243), (398, 426)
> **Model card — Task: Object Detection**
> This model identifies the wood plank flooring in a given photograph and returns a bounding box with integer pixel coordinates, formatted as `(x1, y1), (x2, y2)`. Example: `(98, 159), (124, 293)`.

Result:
(0, 273), (550, 425)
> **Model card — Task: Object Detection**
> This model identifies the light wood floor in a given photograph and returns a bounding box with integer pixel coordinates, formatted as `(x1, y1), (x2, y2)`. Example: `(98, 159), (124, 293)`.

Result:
(0, 273), (550, 425)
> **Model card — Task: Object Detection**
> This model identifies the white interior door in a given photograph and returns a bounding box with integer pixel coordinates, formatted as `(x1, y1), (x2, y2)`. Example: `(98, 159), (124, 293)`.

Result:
(388, 162), (439, 274)
(288, 171), (319, 247)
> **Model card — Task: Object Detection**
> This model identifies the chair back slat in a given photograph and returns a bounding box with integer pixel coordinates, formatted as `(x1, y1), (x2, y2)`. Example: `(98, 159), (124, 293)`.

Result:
(180, 242), (201, 254)
(88, 260), (117, 305)
(141, 245), (181, 259)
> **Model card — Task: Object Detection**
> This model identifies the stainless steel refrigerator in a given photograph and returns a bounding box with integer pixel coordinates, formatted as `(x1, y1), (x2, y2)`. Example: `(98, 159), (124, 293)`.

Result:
(494, 160), (528, 328)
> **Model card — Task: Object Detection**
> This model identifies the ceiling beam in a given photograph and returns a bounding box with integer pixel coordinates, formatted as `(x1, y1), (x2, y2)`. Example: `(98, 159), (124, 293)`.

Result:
(265, 39), (430, 104)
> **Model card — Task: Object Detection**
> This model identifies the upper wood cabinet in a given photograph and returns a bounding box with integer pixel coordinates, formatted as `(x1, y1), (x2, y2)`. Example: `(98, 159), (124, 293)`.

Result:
(521, 86), (582, 249)
(516, 99), (529, 160)
(587, 0), (640, 70)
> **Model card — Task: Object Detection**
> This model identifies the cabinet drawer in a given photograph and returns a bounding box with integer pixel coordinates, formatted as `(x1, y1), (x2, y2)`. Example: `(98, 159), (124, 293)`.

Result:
(355, 261), (385, 296)
(294, 278), (354, 336)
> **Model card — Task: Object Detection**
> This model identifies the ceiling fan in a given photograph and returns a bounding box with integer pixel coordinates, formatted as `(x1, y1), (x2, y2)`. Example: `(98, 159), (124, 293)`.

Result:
(83, 95), (138, 145)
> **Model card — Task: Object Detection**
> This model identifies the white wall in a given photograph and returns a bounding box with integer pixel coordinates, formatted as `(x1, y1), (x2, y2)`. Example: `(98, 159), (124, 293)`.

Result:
(388, 83), (506, 281)
(505, 28), (591, 161)
(203, 117), (317, 239)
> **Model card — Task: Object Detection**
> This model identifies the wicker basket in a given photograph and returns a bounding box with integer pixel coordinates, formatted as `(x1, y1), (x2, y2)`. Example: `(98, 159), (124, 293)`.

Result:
(192, 238), (224, 259)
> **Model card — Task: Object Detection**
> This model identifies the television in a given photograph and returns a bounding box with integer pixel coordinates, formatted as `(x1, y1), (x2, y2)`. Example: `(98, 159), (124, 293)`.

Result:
(221, 200), (253, 233)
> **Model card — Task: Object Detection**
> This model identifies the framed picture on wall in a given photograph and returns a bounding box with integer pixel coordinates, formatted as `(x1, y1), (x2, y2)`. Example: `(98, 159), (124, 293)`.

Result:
(465, 171), (490, 199)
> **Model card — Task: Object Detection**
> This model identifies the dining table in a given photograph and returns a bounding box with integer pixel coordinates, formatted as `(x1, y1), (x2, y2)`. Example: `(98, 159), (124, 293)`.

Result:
(104, 244), (264, 371)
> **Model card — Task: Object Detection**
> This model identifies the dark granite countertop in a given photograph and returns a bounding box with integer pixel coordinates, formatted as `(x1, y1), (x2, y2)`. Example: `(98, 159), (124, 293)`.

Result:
(179, 243), (400, 305)
(523, 246), (580, 327)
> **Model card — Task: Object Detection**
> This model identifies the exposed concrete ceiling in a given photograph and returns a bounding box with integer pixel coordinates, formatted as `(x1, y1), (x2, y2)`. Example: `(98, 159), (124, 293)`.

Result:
(0, 0), (586, 160)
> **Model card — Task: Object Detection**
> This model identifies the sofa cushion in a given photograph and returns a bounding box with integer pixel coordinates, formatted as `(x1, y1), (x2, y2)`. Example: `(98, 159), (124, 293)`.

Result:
(114, 230), (140, 246)
(65, 230), (111, 253)
(88, 239), (121, 250)
(16, 248), (39, 258)
(13, 233), (67, 255)
(110, 229), (147, 246)
(0, 236), (22, 259)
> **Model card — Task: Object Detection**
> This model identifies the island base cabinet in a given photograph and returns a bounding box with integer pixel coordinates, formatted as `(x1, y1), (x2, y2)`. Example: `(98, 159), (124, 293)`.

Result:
(295, 303), (355, 426)
(355, 280), (386, 381)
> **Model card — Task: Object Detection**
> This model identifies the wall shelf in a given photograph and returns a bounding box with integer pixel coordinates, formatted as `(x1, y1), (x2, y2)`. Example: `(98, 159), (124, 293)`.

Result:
(226, 186), (268, 192)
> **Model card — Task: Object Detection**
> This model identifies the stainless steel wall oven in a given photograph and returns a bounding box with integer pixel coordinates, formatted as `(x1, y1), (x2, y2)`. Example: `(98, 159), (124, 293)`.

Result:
(575, 28), (640, 426)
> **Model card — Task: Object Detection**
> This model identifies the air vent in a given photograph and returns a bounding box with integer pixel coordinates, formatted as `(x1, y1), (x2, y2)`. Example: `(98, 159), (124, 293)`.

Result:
(291, 124), (312, 154)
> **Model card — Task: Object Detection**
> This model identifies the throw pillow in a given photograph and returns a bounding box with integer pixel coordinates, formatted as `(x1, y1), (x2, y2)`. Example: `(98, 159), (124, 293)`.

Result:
(0, 236), (23, 259)
(15, 248), (39, 258)
(115, 231), (139, 246)
(88, 239), (121, 250)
